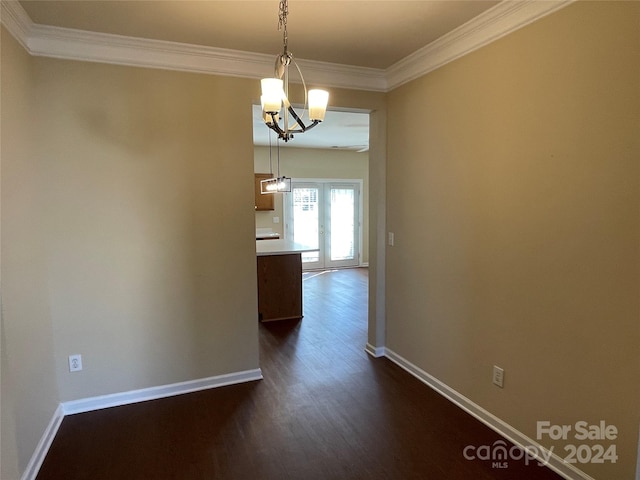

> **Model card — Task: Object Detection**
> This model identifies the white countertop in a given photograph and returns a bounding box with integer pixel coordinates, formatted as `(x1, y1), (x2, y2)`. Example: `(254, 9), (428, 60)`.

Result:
(256, 239), (318, 256)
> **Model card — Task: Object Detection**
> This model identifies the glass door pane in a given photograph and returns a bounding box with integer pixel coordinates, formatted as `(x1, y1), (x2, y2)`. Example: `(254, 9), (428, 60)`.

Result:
(291, 185), (322, 267)
(330, 188), (354, 260)
(326, 184), (359, 268)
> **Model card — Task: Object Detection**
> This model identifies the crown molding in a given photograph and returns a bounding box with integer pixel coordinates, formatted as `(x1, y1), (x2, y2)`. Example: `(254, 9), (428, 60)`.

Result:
(2, 0), (573, 93)
(1, 0), (32, 50)
(29, 23), (275, 78)
(25, 22), (388, 91)
(293, 58), (387, 92)
(385, 0), (575, 90)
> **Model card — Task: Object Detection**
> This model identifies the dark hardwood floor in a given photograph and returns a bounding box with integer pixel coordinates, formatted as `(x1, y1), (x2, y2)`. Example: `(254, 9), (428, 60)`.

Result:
(37, 268), (562, 480)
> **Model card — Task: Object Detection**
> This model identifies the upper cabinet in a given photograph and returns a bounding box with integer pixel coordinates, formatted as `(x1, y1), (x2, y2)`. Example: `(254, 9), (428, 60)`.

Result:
(255, 173), (275, 211)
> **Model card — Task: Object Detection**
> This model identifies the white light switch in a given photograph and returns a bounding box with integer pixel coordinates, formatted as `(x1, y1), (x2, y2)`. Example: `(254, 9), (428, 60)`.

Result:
(493, 365), (504, 388)
(273, 216), (280, 224)
(388, 232), (395, 246)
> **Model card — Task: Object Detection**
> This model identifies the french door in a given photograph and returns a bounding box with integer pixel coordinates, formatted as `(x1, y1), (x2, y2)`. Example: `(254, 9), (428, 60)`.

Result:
(285, 181), (361, 270)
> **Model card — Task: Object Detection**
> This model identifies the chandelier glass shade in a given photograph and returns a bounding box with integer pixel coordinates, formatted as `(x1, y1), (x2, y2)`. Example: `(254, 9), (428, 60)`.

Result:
(260, 0), (329, 142)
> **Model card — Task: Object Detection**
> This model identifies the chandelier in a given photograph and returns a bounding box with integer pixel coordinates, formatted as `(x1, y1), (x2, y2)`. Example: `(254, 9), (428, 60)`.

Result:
(260, 0), (329, 143)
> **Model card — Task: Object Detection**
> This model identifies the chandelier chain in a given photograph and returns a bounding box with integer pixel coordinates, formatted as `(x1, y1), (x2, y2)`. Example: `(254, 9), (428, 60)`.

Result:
(278, 0), (289, 53)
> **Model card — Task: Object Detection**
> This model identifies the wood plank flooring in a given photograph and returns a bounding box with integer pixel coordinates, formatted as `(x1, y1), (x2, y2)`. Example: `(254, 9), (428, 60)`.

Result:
(37, 268), (562, 480)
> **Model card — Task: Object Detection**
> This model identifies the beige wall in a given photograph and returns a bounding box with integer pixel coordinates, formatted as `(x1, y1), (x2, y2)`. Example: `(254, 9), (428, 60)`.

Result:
(385, 2), (639, 479)
(254, 146), (370, 263)
(0, 324), (20, 480)
(1, 28), (60, 477)
(37, 58), (262, 400)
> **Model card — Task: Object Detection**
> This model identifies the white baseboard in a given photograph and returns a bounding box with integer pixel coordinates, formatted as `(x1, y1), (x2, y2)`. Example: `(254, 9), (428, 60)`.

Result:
(21, 404), (64, 480)
(364, 343), (385, 358)
(383, 348), (595, 480)
(62, 368), (263, 415)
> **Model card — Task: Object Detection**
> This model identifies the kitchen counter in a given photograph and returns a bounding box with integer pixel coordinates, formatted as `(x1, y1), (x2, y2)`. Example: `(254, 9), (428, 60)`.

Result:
(255, 241), (317, 322)
(256, 239), (317, 256)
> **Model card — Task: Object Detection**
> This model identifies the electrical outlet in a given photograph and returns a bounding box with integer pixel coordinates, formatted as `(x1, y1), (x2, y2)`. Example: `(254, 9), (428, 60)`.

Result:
(69, 354), (83, 372)
(493, 365), (504, 388)
(388, 232), (395, 246)
(272, 216), (280, 224)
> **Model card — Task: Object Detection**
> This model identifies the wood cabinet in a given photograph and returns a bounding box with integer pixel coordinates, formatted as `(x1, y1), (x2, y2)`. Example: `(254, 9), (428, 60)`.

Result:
(254, 173), (275, 211)
(257, 253), (302, 322)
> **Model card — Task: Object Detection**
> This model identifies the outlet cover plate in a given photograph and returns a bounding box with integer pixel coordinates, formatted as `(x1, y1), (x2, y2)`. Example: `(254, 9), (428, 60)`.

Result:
(69, 354), (83, 372)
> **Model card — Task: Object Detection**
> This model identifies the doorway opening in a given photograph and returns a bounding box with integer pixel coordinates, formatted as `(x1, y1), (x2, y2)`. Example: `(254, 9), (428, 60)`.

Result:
(253, 105), (382, 352)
